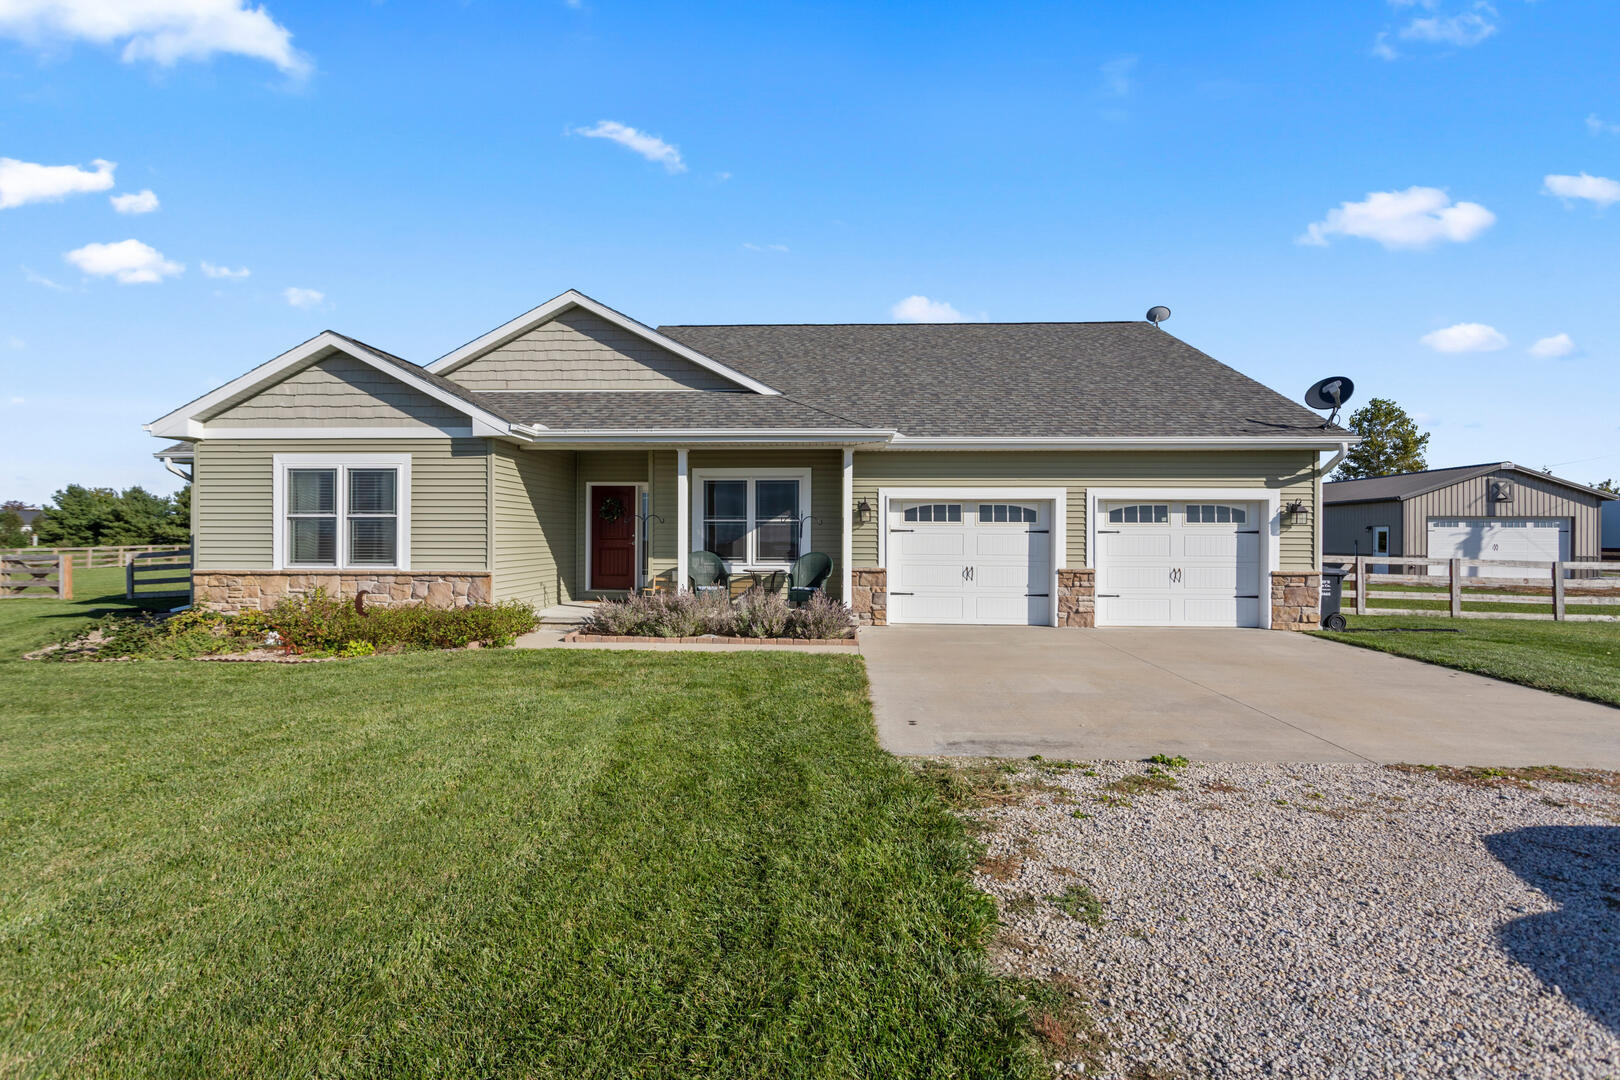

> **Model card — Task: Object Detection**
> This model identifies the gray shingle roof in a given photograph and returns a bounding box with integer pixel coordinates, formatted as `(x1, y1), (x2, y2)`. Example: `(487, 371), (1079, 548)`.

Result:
(474, 391), (872, 430)
(655, 322), (1340, 439)
(1325, 463), (1619, 503)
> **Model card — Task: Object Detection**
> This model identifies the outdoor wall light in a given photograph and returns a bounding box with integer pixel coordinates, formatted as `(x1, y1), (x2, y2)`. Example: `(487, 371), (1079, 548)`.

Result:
(1285, 500), (1307, 519)
(856, 499), (872, 525)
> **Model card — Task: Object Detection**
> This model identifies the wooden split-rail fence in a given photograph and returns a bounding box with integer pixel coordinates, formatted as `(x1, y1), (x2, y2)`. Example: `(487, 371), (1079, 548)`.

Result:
(0, 552), (72, 599)
(1328, 555), (1620, 622)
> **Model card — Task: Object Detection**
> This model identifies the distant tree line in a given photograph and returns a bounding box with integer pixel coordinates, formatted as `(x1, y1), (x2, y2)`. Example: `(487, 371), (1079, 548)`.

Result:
(3, 486), (191, 549)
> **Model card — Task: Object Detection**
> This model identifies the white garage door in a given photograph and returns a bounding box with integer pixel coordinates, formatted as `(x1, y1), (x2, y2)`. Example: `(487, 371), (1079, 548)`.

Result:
(887, 499), (1053, 624)
(1427, 518), (1570, 578)
(1095, 500), (1263, 627)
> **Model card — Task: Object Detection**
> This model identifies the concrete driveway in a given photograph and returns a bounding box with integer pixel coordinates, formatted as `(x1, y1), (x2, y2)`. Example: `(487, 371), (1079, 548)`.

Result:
(860, 626), (1620, 766)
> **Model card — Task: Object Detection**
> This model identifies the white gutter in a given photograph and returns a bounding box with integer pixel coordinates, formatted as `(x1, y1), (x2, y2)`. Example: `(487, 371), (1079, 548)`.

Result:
(885, 435), (1358, 451)
(510, 425), (897, 445)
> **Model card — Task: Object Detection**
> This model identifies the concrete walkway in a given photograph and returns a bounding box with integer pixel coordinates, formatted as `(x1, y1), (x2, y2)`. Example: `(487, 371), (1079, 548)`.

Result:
(860, 626), (1620, 767)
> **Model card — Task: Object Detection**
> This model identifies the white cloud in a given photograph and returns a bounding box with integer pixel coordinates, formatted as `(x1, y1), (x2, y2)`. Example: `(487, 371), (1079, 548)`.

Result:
(283, 286), (323, 308)
(63, 239), (183, 284)
(109, 188), (159, 214)
(0, 156), (114, 209)
(1099, 55), (1136, 97)
(0, 0), (309, 75)
(201, 260), (250, 279)
(1299, 186), (1495, 249)
(1420, 322), (1508, 353)
(1587, 114), (1620, 136)
(1371, 32), (1401, 60)
(742, 242), (788, 253)
(572, 120), (686, 173)
(7, 396), (23, 406)
(21, 265), (67, 290)
(1399, 10), (1496, 47)
(1529, 333), (1575, 358)
(891, 295), (966, 323)
(1542, 172), (1620, 208)
(6, 336), (24, 350)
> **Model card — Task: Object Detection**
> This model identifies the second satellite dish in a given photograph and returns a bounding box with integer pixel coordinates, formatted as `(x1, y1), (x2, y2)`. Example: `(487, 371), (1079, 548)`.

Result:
(1146, 305), (1172, 326)
(1304, 376), (1354, 427)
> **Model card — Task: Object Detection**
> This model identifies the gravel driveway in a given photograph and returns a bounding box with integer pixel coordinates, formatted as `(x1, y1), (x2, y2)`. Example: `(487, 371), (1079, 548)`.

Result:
(962, 759), (1620, 1079)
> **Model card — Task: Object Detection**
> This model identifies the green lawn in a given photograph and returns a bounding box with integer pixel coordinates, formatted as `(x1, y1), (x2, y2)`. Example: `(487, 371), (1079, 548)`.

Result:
(1314, 614), (1620, 708)
(0, 579), (1043, 1078)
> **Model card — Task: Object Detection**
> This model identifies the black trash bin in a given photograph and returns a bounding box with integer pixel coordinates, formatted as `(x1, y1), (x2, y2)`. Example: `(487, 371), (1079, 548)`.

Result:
(1319, 563), (1349, 631)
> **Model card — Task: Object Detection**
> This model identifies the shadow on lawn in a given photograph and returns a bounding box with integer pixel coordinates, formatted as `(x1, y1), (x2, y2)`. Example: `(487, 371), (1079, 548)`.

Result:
(1483, 825), (1620, 1035)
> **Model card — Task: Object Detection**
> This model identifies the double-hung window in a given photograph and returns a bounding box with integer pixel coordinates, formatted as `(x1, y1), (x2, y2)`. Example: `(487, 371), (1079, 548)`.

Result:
(695, 471), (809, 568)
(274, 454), (411, 570)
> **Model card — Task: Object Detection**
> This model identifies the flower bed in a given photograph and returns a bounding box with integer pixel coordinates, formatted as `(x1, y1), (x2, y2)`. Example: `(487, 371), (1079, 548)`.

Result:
(577, 591), (856, 641)
(31, 589), (539, 662)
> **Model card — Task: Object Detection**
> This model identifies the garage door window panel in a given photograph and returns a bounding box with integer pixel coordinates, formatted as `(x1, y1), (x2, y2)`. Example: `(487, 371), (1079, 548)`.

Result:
(1185, 504), (1247, 525)
(1108, 504), (1169, 524)
(904, 503), (961, 523)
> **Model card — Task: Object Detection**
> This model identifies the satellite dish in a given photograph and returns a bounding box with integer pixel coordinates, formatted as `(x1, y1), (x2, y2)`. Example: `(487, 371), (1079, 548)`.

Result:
(1146, 305), (1172, 327)
(1305, 375), (1354, 427)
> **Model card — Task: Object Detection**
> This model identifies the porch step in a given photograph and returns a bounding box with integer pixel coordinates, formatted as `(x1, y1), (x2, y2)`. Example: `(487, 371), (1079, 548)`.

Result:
(537, 600), (600, 627)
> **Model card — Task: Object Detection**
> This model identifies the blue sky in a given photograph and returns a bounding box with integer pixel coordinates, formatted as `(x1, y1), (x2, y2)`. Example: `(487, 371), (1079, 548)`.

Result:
(2, 0), (1618, 503)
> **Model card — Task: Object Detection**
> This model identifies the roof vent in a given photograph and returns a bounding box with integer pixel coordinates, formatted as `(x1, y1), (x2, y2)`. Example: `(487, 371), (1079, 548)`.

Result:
(1145, 305), (1172, 327)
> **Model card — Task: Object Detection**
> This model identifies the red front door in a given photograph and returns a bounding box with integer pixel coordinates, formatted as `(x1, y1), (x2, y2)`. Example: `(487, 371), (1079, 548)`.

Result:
(589, 485), (637, 591)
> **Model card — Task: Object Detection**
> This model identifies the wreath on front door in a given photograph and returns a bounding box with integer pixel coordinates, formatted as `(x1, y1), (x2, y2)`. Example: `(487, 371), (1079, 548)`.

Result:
(597, 495), (626, 523)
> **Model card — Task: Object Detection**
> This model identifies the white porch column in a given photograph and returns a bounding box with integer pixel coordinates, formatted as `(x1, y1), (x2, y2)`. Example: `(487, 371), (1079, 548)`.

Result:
(841, 447), (854, 604)
(676, 448), (690, 592)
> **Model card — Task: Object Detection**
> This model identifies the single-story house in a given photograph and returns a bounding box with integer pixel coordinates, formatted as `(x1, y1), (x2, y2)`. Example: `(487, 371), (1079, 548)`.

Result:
(1323, 463), (1617, 577)
(147, 290), (1352, 629)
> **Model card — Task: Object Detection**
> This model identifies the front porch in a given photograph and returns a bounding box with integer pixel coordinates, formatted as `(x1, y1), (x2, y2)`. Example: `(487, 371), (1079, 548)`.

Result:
(535, 445), (860, 608)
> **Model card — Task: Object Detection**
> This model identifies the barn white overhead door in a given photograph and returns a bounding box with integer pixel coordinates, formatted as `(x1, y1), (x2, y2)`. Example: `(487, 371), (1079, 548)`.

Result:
(887, 499), (1053, 625)
(1095, 500), (1263, 627)
(1426, 518), (1570, 578)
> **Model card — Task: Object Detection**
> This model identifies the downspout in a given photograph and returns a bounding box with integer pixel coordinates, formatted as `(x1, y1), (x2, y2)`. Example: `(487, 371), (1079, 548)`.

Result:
(161, 456), (193, 483)
(1321, 440), (1351, 478)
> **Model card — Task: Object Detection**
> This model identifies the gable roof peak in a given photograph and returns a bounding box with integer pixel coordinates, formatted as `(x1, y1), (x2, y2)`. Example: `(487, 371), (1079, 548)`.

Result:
(426, 289), (780, 396)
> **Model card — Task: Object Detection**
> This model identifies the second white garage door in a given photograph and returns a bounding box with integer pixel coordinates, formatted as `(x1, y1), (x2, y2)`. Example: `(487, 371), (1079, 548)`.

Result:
(887, 499), (1053, 625)
(1095, 500), (1263, 627)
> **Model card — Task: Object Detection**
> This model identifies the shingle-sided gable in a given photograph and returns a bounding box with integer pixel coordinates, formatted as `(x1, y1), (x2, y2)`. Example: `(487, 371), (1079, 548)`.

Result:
(443, 307), (743, 392)
(203, 351), (471, 429)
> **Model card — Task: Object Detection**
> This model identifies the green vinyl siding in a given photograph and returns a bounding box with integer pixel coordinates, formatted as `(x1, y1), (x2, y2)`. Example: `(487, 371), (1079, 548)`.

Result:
(575, 451), (649, 596)
(192, 439), (490, 571)
(492, 446), (576, 605)
(851, 450), (1320, 572)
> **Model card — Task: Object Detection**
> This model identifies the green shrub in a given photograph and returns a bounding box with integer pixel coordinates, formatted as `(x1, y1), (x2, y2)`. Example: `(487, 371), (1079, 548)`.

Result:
(337, 640), (376, 658)
(255, 589), (535, 653)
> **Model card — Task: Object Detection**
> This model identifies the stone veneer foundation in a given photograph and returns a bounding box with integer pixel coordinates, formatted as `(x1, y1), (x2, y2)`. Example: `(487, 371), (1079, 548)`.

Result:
(1057, 569), (1096, 627)
(850, 568), (887, 626)
(1270, 570), (1323, 631)
(193, 571), (492, 613)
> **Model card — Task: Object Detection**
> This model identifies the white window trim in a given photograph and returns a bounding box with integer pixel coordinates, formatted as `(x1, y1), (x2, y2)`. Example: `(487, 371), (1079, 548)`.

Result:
(1087, 488), (1280, 630)
(584, 481), (647, 592)
(877, 486), (1067, 628)
(690, 468), (812, 571)
(272, 453), (412, 571)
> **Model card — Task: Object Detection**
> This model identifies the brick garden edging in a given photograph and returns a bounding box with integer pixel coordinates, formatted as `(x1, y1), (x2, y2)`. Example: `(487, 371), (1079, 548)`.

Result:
(562, 631), (858, 647)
